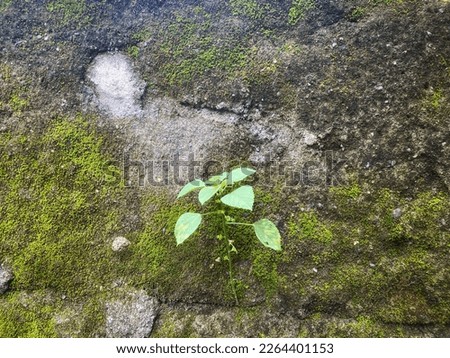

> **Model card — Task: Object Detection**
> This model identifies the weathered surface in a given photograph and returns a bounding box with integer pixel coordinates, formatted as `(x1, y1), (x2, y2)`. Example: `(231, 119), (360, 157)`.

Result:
(106, 289), (159, 338)
(0, 265), (13, 294)
(0, 0), (449, 337)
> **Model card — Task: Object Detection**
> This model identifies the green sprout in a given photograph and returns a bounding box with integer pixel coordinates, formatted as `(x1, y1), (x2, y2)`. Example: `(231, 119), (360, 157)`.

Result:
(174, 167), (282, 304)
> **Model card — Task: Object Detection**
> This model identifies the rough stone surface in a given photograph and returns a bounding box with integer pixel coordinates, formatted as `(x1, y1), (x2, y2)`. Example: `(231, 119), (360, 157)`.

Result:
(392, 208), (403, 219)
(0, 265), (13, 294)
(1, 0), (449, 338)
(111, 237), (131, 252)
(106, 289), (159, 338)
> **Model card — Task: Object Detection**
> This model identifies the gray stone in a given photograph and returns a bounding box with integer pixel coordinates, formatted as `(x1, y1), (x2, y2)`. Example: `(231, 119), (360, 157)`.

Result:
(86, 53), (145, 118)
(0, 265), (13, 294)
(303, 130), (318, 146)
(112, 236), (131, 252)
(106, 289), (159, 338)
(393, 208), (403, 219)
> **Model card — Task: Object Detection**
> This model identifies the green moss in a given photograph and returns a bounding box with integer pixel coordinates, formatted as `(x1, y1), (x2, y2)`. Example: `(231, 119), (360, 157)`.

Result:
(393, 192), (448, 248)
(132, 29), (152, 42)
(163, 45), (250, 86)
(288, 0), (315, 25)
(151, 310), (197, 338)
(0, 115), (124, 336)
(282, 184), (449, 327)
(47, 0), (88, 25)
(348, 7), (367, 22)
(151, 316), (178, 338)
(330, 183), (362, 200)
(1, 110), (448, 335)
(340, 317), (386, 337)
(370, 0), (404, 5)
(377, 292), (435, 324)
(0, 0), (12, 12)
(78, 298), (107, 337)
(326, 317), (389, 338)
(424, 88), (444, 109)
(349, 0), (412, 21)
(0, 65), (30, 115)
(8, 92), (28, 114)
(139, 9), (283, 96)
(0, 292), (57, 338)
(126, 190), (232, 302)
(229, 0), (266, 20)
(251, 246), (280, 298)
(316, 263), (389, 310)
(126, 181), (286, 304)
(288, 212), (333, 243)
(0, 63), (12, 81)
(279, 41), (302, 56)
(127, 45), (140, 59)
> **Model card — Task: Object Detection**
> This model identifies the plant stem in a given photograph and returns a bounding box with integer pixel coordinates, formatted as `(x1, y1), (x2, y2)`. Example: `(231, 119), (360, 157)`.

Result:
(226, 222), (253, 227)
(222, 212), (239, 305)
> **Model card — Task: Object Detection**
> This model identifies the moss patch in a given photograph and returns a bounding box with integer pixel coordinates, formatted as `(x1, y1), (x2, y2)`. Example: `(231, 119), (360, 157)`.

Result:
(1, 115), (448, 336)
(288, 0), (316, 25)
(0, 115), (125, 335)
(229, 0), (267, 20)
(126, 186), (283, 304)
(133, 5), (286, 103)
(281, 184), (450, 327)
(46, 0), (88, 25)
(0, 291), (57, 337)
(0, 0), (12, 12)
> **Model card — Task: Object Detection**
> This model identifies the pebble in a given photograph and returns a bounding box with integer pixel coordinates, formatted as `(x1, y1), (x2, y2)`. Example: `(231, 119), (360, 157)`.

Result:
(392, 208), (403, 219)
(0, 265), (13, 294)
(112, 237), (131, 252)
(304, 131), (318, 146)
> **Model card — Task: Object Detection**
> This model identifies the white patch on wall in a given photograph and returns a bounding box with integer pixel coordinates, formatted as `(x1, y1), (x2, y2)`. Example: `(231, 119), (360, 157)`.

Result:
(86, 53), (145, 118)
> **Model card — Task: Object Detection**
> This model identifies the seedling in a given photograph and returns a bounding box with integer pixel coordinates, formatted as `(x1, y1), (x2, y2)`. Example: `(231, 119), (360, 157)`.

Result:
(174, 167), (281, 304)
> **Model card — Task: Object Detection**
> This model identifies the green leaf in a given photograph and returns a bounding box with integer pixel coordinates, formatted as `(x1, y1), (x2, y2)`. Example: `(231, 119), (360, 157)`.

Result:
(227, 167), (256, 184)
(206, 171), (228, 185)
(175, 213), (202, 245)
(220, 185), (254, 211)
(198, 185), (220, 205)
(177, 180), (205, 199)
(253, 219), (282, 251)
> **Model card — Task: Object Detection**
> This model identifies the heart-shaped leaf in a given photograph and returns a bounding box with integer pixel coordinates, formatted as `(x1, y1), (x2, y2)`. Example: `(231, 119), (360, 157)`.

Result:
(198, 185), (220, 205)
(175, 213), (202, 245)
(253, 219), (281, 251)
(227, 167), (256, 184)
(177, 180), (205, 199)
(220, 185), (254, 211)
(206, 171), (228, 185)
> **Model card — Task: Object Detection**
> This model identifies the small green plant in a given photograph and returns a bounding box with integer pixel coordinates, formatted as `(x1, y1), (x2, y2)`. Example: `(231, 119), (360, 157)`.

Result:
(174, 167), (282, 304)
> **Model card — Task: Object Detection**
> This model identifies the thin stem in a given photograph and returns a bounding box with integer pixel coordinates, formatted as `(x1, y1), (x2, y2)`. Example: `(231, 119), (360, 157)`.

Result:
(202, 210), (224, 217)
(222, 212), (239, 305)
(226, 222), (253, 227)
